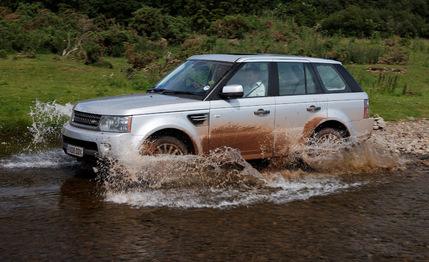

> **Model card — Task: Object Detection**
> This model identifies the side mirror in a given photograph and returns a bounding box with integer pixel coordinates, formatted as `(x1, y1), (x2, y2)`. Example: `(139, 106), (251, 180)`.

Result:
(221, 85), (243, 99)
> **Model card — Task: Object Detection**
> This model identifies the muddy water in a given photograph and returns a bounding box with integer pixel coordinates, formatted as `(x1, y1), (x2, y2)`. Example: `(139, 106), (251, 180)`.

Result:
(1, 101), (428, 260)
(0, 149), (428, 261)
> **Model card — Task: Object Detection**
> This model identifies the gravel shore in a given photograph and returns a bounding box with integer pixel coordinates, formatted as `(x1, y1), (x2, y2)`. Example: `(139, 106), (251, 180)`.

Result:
(373, 118), (429, 156)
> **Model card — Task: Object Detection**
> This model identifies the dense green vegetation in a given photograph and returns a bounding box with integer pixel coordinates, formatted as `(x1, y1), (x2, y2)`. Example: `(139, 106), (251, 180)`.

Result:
(0, 1), (428, 132)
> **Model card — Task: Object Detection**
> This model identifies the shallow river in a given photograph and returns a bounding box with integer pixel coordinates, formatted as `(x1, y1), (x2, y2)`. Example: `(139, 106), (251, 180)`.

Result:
(0, 148), (428, 261)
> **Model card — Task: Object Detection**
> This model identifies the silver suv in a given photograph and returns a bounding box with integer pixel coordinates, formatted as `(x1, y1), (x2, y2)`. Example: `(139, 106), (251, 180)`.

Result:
(62, 54), (373, 160)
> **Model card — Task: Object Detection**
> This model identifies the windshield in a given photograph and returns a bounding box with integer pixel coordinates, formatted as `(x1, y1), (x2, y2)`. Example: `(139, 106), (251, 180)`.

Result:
(152, 60), (233, 98)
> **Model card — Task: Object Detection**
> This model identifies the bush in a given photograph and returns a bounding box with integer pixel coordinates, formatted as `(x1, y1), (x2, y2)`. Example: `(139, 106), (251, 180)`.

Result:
(0, 49), (7, 59)
(129, 6), (191, 43)
(378, 47), (409, 65)
(100, 26), (135, 57)
(345, 42), (385, 64)
(82, 40), (102, 64)
(273, 2), (319, 27)
(129, 6), (166, 40)
(210, 15), (257, 39)
(321, 6), (383, 37)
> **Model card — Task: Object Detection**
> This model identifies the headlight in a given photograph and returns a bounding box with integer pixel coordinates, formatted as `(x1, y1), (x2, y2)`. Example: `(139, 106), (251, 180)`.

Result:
(99, 116), (132, 133)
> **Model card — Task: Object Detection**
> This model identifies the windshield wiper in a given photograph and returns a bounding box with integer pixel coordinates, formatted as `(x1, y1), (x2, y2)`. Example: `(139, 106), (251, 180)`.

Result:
(147, 88), (199, 96)
(146, 88), (164, 93)
(161, 90), (198, 96)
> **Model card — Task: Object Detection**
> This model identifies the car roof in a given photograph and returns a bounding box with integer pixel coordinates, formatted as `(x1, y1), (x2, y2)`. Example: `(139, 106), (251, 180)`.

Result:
(188, 54), (341, 64)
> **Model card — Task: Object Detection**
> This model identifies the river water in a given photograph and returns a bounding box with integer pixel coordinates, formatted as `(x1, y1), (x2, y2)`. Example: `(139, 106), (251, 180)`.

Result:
(0, 101), (428, 260)
(0, 148), (428, 261)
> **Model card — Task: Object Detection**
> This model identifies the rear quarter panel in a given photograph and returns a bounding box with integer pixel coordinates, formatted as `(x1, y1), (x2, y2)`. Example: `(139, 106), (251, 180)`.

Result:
(326, 92), (368, 122)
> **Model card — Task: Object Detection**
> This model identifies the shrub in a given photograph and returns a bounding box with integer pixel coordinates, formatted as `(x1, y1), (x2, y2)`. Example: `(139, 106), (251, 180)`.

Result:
(82, 40), (102, 64)
(321, 6), (383, 37)
(378, 47), (409, 65)
(100, 26), (134, 57)
(0, 49), (7, 59)
(129, 6), (166, 40)
(342, 42), (385, 64)
(210, 15), (256, 39)
(273, 2), (319, 27)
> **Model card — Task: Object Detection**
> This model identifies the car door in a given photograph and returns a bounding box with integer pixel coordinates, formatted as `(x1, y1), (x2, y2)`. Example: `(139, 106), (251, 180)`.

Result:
(274, 62), (328, 153)
(208, 62), (275, 159)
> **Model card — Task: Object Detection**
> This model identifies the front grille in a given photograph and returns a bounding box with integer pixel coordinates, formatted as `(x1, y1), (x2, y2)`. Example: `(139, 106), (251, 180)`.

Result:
(71, 110), (101, 130)
(62, 135), (98, 151)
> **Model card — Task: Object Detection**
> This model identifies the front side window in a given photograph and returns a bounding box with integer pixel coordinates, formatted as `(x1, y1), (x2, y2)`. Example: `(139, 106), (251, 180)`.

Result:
(226, 62), (269, 97)
(154, 60), (233, 98)
(316, 64), (347, 91)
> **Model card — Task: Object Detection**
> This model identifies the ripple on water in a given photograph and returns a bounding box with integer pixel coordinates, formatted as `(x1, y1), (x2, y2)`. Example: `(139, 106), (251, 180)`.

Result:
(105, 176), (364, 209)
(0, 149), (78, 169)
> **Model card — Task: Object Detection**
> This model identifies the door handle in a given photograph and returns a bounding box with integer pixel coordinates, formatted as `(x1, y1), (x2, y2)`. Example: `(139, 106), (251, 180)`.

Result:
(254, 108), (270, 116)
(306, 105), (321, 112)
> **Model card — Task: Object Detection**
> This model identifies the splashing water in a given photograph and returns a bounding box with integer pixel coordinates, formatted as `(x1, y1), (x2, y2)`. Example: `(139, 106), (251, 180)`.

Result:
(0, 100), (76, 169)
(97, 137), (399, 209)
(27, 100), (73, 146)
(269, 134), (402, 173)
(0, 149), (77, 169)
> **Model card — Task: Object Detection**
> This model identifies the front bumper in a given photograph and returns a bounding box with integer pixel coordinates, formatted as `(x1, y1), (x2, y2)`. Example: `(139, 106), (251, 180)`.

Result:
(61, 123), (143, 159)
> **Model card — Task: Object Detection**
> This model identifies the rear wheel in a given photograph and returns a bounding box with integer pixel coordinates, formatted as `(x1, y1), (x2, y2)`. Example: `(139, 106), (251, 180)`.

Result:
(314, 127), (346, 144)
(304, 128), (347, 158)
(142, 136), (188, 155)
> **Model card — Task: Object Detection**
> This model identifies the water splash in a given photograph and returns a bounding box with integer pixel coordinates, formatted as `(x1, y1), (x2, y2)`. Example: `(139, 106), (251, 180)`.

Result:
(96, 143), (388, 209)
(0, 149), (77, 169)
(27, 100), (73, 146)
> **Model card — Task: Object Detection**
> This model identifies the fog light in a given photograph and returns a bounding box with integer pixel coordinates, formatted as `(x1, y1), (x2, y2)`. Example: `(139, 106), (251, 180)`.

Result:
(99, 143), (112, 155)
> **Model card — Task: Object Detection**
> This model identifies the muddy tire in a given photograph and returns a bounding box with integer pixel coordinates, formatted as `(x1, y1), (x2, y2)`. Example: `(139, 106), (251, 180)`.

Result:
(142, 136), (188, 155)
(313, 127), (346, 144)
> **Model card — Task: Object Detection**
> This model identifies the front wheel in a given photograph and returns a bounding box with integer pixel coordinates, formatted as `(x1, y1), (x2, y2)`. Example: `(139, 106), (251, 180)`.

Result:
(142, 136), (188, 155)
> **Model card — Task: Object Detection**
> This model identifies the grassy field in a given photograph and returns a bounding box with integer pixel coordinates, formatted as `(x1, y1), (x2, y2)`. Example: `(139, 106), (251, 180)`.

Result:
(347, 47), (429, 120)
(0, 55), (148, 131)
(0, 50), (428, 132)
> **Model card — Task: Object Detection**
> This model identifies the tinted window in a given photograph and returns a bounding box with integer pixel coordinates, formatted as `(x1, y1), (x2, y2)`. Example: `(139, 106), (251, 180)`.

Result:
(316, 64), (347, 91)
(226, 62), (269, 97)
(277, 63), (318, 95)
(278, 63), (305, 95)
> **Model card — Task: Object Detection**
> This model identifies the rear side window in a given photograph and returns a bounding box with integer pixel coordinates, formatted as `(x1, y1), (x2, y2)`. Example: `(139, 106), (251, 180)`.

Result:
(315, 64), (347, 92)
(277, 63), (318, 96)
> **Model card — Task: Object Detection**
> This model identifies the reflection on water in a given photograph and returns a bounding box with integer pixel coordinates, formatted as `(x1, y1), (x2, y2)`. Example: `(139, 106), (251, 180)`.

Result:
(0, 160), (428, 260)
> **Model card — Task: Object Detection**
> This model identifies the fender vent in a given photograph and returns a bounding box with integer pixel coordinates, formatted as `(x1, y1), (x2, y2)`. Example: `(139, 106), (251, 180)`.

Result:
(187, 113), (209, 126)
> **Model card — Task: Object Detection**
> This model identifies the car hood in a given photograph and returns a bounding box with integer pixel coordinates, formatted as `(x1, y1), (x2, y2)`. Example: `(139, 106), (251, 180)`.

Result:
(74, 93), (208, 115)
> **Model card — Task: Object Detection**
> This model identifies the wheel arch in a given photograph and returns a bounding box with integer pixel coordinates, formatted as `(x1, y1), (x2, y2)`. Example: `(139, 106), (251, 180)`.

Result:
(145, 128), (197, 154)
(314, 119), (350, 137)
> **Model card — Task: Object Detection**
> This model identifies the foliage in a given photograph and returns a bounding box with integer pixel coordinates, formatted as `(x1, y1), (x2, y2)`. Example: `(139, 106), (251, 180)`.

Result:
(210, 15), (258, 39)
(129, 6), (190, 42)
(0, 49), (7, 58)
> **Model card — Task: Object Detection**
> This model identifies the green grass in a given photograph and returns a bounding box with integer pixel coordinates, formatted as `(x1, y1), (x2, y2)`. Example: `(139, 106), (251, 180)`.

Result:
(0, 47), (428, 133)
(0, 55), (148, 131)
(347, 48), (429, 121)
